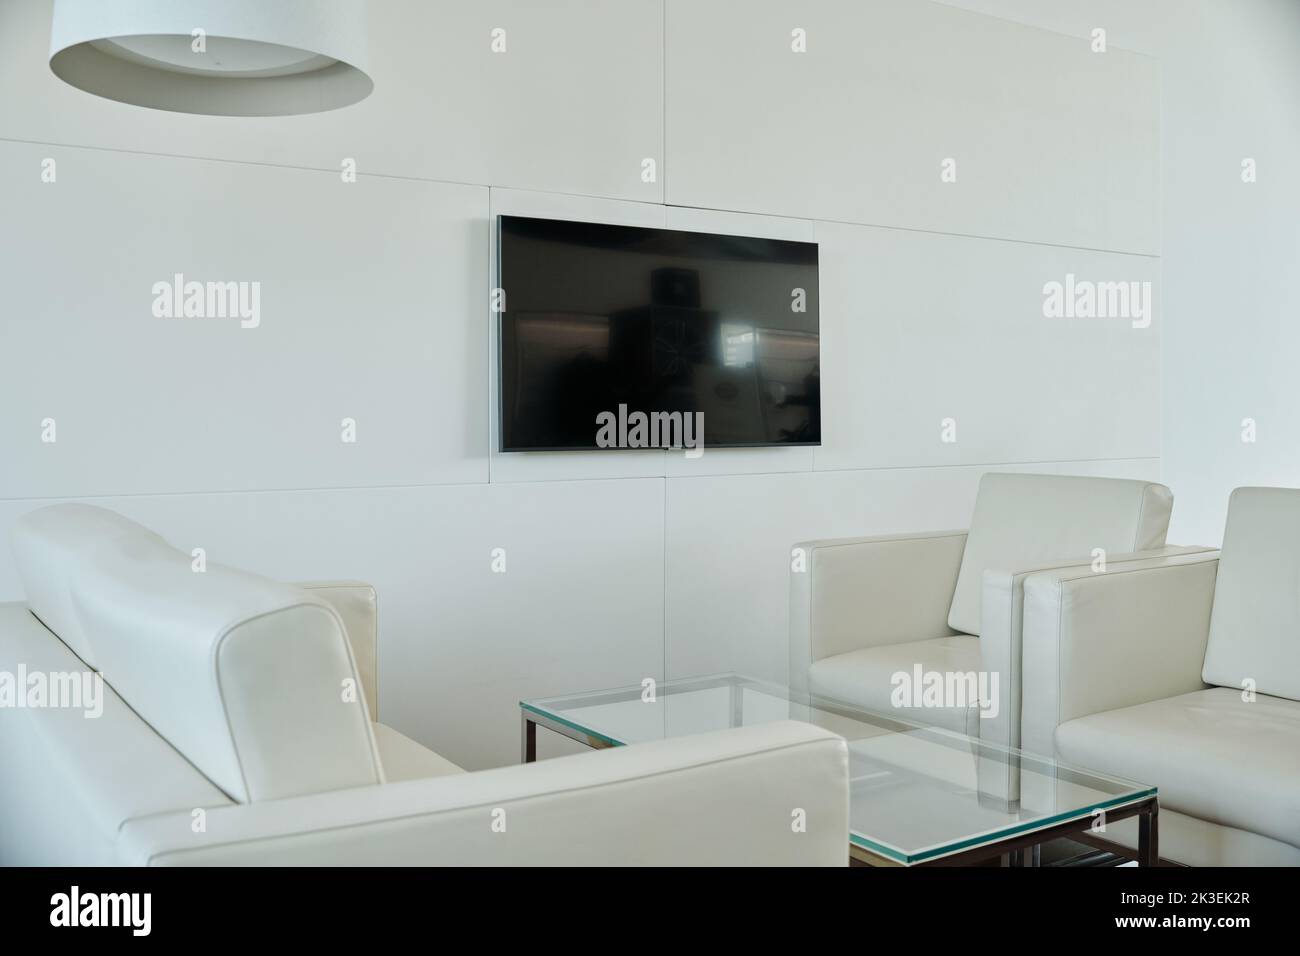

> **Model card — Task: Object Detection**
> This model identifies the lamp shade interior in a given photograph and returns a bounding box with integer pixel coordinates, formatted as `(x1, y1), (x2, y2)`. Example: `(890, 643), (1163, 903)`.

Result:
(49, 0), (372, 115)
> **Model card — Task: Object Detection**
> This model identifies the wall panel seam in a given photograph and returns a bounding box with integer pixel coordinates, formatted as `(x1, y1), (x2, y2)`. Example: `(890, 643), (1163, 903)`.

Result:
(0, 457), (1162, 503)
(1, 136), (1160, 258)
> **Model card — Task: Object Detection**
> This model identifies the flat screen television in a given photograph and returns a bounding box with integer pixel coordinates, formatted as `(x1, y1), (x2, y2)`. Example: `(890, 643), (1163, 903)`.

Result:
(498, 215), (820, 452)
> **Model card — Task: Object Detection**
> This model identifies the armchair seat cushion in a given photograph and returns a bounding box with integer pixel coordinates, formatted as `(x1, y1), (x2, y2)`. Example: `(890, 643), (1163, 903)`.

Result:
(372, 723), (464, 783)
(1056, 687), (1300, 848)
(808, 635), (981, 734)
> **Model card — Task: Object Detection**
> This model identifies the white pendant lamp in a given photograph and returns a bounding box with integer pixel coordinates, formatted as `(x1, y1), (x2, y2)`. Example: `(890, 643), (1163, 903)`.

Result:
(49, 0), (372, 116)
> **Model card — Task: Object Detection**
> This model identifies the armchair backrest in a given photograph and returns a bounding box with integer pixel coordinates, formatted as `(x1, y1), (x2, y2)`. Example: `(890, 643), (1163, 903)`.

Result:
(948, 473), (1173, 635)
(12, 504), (383, 804)
(1203, 487), (1300, 701)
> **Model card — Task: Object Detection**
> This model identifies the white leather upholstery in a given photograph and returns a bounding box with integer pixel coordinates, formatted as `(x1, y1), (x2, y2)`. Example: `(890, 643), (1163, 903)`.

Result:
(980, 545), (1214, 754)
(1204, 487), (1300, 700)
(788, 475), (1175, 746)
(1018, 492), (1300, 865)
(5, 504), (852, 866)
(808, 636), (980, 734)
(790, 530), (967, 699)
(1056, 688), (1300, 849)
(972, 547), (1212, 808)
(1019, 550), (1221, 756)
(16, 504), (383, 804)
(949, 473), (1172, 636)
(115, 722), (850, 866)
(297, 581), (379, 721)
(11, 503), (167, 666)
(0, 603), (232, 866)
(372, 723), (465, 782)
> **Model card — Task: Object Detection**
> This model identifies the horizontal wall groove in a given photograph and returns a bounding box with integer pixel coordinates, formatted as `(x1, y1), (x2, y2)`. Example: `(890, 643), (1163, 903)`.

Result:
(0, 135), (491, 191)
(0, 456), (1160, 502)
(926, 0), (1161, 58)
(2, 136), (1157, 258)
(663, 199), (1161, 259)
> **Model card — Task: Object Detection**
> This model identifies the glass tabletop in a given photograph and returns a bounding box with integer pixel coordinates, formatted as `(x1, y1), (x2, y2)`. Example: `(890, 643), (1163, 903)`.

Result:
(521, 674), (1155, 865)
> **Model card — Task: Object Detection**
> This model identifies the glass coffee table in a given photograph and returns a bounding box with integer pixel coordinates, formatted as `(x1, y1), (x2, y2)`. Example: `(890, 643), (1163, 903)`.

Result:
(520, 674), (1158, 866)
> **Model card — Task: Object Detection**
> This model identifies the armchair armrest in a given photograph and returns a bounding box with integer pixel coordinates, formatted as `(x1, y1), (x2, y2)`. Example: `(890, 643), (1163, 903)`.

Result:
(789, 530), (968, 696)
(1018, 550), (1220, 757)
(295, 581), (378, 721)
(979, 545), (1215, 752)
(116, 722), (850, 866)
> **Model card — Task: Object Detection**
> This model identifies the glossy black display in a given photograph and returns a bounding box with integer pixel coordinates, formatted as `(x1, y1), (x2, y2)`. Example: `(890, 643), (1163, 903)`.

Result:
(498, 215), (820, 451)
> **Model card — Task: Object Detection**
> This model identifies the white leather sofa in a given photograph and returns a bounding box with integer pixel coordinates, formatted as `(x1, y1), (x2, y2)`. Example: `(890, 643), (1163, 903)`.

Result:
(789, 472), (1188, 755)
(0, 504), (849, 866)
(1020, 487), (1300, 866)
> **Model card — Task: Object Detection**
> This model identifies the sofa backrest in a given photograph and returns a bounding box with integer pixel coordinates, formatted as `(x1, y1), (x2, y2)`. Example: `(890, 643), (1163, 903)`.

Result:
(0, 602), (233, 865)
(11, 503), (167, 667)
(11, 504), (383, 803)
(1204, 487), (1300, 701)
(948, 473), (1173, 636)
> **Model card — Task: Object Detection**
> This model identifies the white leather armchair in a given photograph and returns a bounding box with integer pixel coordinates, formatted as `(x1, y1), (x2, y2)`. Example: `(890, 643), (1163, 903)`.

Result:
(790, 473), (1184, 753)
(1020, 487), (1300, 866)
(1, 504), (850, 867)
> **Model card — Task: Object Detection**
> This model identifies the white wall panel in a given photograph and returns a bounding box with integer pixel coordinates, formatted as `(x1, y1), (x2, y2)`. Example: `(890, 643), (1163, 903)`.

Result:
(0, 477), (665, 771)
(814, 220), (1160, 473)
(0, 1), (664, 203)
(663, 458), (1160, 685)
(1156, 0), (1300, 545)
(665, 0), (1159, 254)
(0, 0), (1169, 777)
(0, 141), (488, 498)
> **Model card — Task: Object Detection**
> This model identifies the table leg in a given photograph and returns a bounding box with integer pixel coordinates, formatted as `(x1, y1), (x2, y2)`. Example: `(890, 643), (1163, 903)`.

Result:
(521, 713), (537, 764)
(1138, 800), (1159, 866)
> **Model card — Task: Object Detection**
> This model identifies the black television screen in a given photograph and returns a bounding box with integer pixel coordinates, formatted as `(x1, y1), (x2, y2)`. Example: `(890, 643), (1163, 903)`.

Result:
(498, 215), (820, 452)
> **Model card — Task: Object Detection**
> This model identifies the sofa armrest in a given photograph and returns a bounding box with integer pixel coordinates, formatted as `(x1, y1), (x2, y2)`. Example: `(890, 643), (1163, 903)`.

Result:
(116, 722), (850, 866)
(295, 581), (378, 721)
(789, 530), (968, 696)
(1018, 551), (1220, 757)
